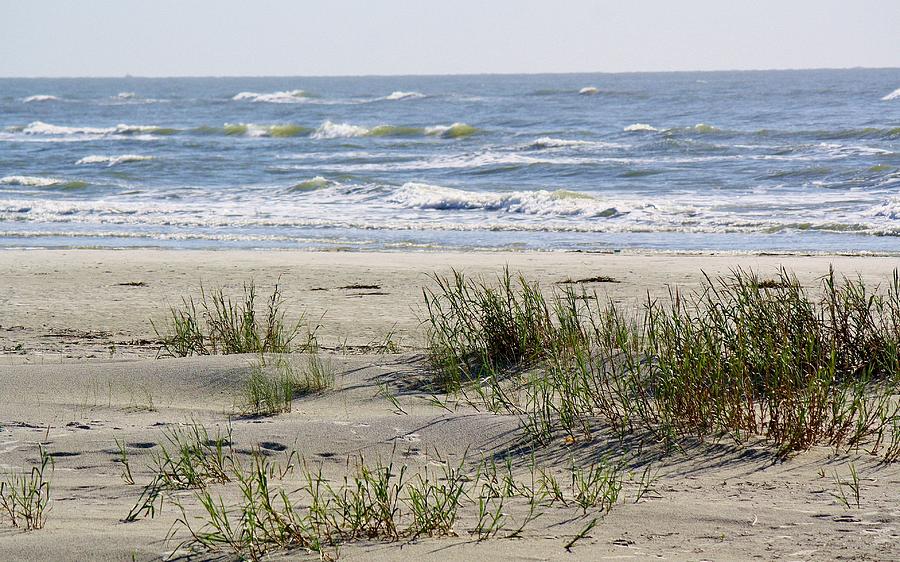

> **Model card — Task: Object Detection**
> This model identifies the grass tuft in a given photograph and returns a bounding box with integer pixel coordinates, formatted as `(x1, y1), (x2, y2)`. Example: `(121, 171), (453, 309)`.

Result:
(153, 280), (318, 357)
(168, 450), (633, 560)
(0, 446), (53, 531)
(424, 267), (900, 458)
(240, 353), (336, 417)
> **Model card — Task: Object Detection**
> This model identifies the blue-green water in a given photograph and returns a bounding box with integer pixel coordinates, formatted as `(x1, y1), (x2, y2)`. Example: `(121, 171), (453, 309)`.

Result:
(1, 69), (899, 252)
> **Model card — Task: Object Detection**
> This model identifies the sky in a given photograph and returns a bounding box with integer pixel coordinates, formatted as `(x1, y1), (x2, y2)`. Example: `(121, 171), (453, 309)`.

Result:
(2, 0), (898, 77)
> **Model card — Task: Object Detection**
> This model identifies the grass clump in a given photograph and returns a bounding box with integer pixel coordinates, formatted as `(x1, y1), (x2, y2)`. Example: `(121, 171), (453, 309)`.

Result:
(169, 451), (633, 561)
(0, 446), (53, 531)
(423, 268), (571, 392)
(125, 422), (235, 523)
(240, 353), (336, 417)
(424, 267), (900, 458)
(153, 281), (317, 357)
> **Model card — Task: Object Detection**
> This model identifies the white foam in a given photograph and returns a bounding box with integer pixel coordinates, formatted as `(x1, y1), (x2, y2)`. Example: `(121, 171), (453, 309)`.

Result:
(0, 175), (62, 187)
(423, 122), (477, 138)
(311, 121), (371, 139)
(385, 91), (425, 101)
(690, 123), (721, 133)
(76, 154), (155, 166)
(881, 88), (900, 101)
(387, 182), (620, 217)
(22, 95), (59, 103)
(578, 86), (599, 95)
(23, 121), (110, 135)
(865, 197), (900, 220)
(21, 121), (163, 136)
(525, 137), (625, 150)
(232, 90), (309, 103)
(624, 123), (658, 132)
(116, 92), (136, 99)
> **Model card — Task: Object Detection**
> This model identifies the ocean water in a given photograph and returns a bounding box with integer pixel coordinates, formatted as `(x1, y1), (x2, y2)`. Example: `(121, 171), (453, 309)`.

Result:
(1, 69), (898, 252)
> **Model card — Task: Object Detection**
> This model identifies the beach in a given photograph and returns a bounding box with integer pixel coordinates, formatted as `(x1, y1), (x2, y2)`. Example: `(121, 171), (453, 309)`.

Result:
(0, 248), (898, 560)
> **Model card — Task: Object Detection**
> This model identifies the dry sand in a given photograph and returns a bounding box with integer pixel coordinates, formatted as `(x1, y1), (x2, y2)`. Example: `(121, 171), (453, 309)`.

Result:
(0, 249), (898, 560)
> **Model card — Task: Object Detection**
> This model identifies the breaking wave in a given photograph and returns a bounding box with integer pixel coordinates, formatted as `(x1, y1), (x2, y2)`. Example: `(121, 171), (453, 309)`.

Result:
(387, 182), (620, 218)
(424, 123), (478, 138)
(578, 87), (600, 95)
(523, 137), (624, 150)
(22, 95), (60, 103)
(624, 123), (659, 132)
(1, 175), (88, 189)
(287, 176), (338, 192)
(384, 91), (425, 101)
(222, 123), (311, 138)
(311, 121), (372, 139)
(232, 90), (311, 103)
(881, 88), (900, 101)
(76, 154), (155, 166)
(311, 121), (478, 139)
(21, 121), (176, 136)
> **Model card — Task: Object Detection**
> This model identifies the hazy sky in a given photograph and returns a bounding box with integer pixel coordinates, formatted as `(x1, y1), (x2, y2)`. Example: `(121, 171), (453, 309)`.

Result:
(2, 1), (898, 77)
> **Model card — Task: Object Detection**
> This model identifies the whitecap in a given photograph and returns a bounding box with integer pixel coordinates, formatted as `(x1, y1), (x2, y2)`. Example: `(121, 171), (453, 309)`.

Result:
(578, 86), (599, 95)
(881, 88), (900, 101)
(384, 91), (425, 101)
(624, 123), (658, 132)
(690, 123), (721, 133)
(287, 176), (339, 192)
(21, 121), (165, 136)
(0, 175), (62, 187)
(311, 121), (371, 139)
(22, 95), (59, 103)
(387, 182), (620, 218)
(232, 90), (310, 103)
(424, 122), (478, 138)
(525, 137), (625, 150)
(76, 154), (155, 166)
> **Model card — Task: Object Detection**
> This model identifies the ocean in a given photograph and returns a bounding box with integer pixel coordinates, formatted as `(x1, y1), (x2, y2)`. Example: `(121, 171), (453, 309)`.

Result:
(1, 69), (898, 252)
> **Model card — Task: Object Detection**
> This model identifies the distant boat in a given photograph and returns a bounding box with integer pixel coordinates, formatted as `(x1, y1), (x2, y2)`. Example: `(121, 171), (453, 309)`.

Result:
(578, 86), (599, 95)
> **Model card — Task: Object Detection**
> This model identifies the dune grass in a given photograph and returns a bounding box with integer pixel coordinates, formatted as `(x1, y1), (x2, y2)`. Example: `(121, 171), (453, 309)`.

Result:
(153, 281), (318, 357)
(168, 447), (637, 561)
(423, 267), (900, 459)
(0, 446), (53, 531)
(240, 353), (336, 417)
(125, 423), (235, 523)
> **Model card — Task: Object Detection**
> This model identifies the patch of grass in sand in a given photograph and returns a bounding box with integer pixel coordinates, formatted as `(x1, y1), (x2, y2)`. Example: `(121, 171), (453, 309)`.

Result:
(422, 268), (568, 393)
(424, 267), (900, 460)
(0, 446), (53, 531)
(115, 438), (136, 485)
(153, 280), (319, 357)
(125, 422), (235, 523)
(832, 462), (861, 509)
(167, 450), (634, 561)
(240, 353), (336, 417)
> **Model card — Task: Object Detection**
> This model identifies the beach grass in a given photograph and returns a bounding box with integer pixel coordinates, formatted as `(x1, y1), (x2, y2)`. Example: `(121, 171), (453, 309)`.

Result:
(0, 446), (53, 531)
(423, 267), (900, 459)
(153, 281), (318, 357)
(168, 446), (635, 561)
(240, 353), (336, 417)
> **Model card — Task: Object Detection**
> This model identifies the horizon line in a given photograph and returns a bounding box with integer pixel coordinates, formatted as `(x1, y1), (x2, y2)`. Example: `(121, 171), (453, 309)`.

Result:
(2, 65), (898, 80)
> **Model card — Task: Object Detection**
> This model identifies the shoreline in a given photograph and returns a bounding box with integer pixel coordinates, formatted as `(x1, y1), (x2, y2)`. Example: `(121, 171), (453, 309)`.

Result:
(3, 245), (900, 257)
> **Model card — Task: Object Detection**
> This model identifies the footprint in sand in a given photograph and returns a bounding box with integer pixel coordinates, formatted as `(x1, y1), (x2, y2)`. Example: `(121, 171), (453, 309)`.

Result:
(259, 441), (287, 451)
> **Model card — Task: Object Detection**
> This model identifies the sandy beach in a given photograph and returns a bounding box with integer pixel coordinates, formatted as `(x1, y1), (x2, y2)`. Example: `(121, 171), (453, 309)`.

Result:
(0, 249), (898, 560)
